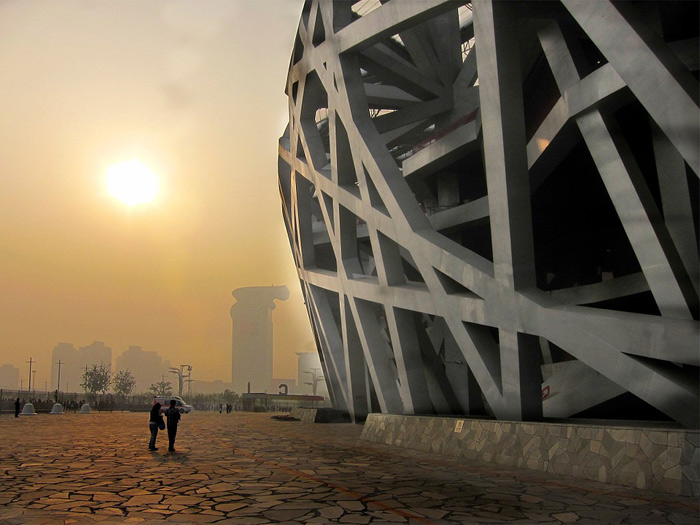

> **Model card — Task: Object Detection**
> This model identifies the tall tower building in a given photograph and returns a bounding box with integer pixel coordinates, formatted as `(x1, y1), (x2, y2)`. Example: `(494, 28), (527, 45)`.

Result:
(51, 342), (77, 394)
(115, 345), (172, 394)
(78, 341), (111, 368)
(0, 364), (20, 390)
(78, 341), (112, 382)
(51, 341), (111, 394)
(230, 285), (289, 394)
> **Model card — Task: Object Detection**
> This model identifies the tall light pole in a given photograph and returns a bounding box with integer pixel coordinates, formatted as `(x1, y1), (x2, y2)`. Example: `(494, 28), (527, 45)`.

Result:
(169, 367), (181, 395)
(183, 365), (193, 396)
(55, 359), (64, 396)
(169, 365), (192, 397)
(26, 357), (34, 395)
(303, 368), (324, 396)
(182, 365), (192, 397)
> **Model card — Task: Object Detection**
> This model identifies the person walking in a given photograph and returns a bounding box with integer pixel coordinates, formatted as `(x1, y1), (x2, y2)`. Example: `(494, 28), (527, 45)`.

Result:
(14, 398), (21, 417)
(148, 402), (164, 451)
(165, 399), (181, 452)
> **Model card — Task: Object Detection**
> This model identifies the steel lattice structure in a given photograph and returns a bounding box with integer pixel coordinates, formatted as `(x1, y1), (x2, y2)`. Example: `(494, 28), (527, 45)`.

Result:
(278, 0), (699, 428)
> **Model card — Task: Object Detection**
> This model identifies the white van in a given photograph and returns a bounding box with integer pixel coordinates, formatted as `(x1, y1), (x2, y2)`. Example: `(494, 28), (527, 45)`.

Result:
(152, 395), (192, 414)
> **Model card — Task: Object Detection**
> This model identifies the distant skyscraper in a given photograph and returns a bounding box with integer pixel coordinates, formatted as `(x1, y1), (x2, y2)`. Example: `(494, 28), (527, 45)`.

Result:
(50, 342), (77, 394)
(0, 364), (20, 390)
(51, 341), (111, 394)
(115, 345), (172, 394)
(230, 285), (289, 394)
(78, 341), (111, 372)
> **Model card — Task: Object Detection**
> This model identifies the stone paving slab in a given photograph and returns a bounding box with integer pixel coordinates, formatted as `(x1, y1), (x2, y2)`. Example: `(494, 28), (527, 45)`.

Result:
(0, 412), (697, 523)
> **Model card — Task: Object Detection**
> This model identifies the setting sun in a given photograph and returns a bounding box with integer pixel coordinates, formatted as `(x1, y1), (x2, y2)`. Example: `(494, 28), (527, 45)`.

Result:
(105, 160), (159, 206)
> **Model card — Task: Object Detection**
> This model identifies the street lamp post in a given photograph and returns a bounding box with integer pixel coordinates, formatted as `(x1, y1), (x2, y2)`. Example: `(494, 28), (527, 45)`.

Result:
(26, 357), (34, 396)
(303, 367), (324, 396)
(169, 365), (192, 397)
(55, 360), (64, 400)
(169, 367), (182, 396)
(182, 365), (192, 396)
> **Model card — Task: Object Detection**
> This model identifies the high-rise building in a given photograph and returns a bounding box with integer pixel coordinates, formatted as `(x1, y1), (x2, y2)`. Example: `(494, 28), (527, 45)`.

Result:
(51, 341), (111, 394)
(78, 341), (111, 372)
(115, 345), (172, 394)
(230, 286), (290, 394)
(50, 342), (77, 394)
(0, 364), (20, 390)
(278, 1), (698, 427)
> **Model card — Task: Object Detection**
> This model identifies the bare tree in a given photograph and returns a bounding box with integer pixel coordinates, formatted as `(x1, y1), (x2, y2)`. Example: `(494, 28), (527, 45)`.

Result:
(113, 370), (136, 400)
(149, 380), (173, 396)
(81, 363), (111, 397)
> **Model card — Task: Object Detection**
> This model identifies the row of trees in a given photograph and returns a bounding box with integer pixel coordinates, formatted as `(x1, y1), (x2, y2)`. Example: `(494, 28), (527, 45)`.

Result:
(79, 364), (177, 398)
(75, 365), (245, 412)
(189, 390), (241, 411)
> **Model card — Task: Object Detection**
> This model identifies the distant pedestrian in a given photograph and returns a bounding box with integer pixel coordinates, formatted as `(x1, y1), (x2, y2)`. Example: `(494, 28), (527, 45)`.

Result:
(14, 398), (20, 417)
(148, 402), (164, 451)
(218, 403), (223, 414)
(165, 399), (181, 452)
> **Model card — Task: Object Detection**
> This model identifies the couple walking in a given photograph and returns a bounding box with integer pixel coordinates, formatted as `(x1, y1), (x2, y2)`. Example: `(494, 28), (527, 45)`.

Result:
(149, 400), (181, 452)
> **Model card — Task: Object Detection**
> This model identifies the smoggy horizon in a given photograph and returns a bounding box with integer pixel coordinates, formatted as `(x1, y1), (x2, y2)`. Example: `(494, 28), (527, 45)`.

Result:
(0, 0), (314, 389)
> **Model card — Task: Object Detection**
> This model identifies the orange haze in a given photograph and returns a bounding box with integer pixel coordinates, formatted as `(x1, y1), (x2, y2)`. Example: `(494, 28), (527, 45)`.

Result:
(0, 0), (313, 388)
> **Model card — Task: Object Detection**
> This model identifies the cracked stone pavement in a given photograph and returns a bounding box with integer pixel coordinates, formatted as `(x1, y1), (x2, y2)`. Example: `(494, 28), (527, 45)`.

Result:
(0, 412), (697, 523)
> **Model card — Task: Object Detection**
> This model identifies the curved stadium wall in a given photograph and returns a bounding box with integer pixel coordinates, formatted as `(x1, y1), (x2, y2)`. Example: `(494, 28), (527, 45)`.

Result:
(278, 0), (699, 428)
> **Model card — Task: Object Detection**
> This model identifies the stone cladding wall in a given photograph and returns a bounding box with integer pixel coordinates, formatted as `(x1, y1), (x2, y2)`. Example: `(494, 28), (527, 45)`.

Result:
(360, 414), (699, 497)
(291, 408), (317, 423)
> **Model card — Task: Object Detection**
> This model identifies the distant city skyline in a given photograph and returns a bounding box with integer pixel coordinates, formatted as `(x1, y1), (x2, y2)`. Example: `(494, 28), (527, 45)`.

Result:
(0, 1), (313, 385)
(1, 334), (322, 396)
(1, 340), (188, 395)
(0, 345), (322, 398)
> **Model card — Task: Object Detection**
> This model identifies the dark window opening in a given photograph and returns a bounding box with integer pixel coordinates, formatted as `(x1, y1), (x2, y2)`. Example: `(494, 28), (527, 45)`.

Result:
(314, 243), (337, 272)
(583, 291), (661, 316)
(531, 140), (642, 293)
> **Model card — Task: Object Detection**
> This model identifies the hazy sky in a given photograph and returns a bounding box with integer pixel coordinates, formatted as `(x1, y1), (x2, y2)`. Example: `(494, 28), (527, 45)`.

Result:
(0, 0), (314, 388)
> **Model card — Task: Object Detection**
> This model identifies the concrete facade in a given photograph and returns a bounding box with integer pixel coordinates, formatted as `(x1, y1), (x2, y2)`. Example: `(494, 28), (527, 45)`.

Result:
(278, 1), (699, 427)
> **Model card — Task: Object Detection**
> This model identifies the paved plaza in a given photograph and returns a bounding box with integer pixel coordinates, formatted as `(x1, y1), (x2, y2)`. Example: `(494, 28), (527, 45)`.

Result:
(0, 412), (697, 524)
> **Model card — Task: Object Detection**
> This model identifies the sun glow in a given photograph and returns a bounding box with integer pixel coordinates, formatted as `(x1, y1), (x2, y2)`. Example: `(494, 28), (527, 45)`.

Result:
(105, 160), (159, 206)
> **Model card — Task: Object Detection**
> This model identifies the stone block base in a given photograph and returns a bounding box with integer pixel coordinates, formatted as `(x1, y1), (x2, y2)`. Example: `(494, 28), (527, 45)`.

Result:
(292, 408), (350, 423)
(360, 414), (699, 497)
(291, 408), (317, 423)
